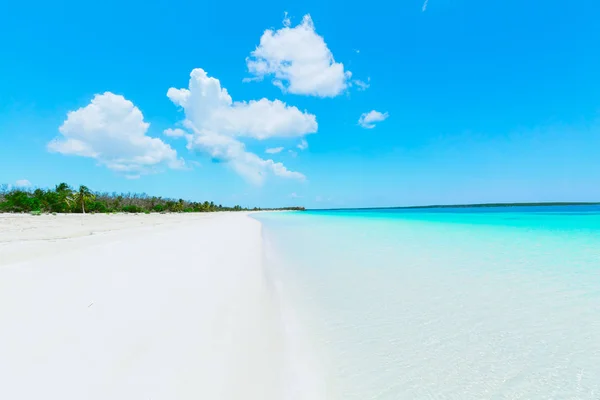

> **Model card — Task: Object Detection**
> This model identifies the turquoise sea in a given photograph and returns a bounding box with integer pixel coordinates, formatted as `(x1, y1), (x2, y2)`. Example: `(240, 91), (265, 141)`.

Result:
(253, 206), (600, 399)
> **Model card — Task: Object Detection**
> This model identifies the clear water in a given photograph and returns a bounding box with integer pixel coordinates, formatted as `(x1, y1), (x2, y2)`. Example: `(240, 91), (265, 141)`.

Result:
(253, 206), (600, 399)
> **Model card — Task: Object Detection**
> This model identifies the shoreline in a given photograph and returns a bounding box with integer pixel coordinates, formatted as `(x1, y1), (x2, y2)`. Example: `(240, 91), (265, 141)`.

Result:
(0, 213), (288, 399)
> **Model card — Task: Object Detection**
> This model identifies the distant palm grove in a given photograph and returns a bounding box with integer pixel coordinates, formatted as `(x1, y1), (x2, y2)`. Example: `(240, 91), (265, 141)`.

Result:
(0, 183), (305, 214)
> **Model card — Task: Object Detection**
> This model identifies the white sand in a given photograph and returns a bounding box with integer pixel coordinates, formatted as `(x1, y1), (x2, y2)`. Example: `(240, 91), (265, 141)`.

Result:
(0, 213), (285, 400)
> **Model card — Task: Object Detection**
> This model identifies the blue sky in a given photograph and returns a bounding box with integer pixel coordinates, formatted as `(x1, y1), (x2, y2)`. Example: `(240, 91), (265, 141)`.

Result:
(1, 0), (599, 208)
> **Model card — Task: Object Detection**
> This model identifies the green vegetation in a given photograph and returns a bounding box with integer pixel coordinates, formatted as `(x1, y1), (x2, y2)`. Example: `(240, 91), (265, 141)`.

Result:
(66, 185), (95, 214)
(0, 183), (305, 214)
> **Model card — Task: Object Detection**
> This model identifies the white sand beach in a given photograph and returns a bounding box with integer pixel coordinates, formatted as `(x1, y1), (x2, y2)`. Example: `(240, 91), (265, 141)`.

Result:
(0, 213), (285, 400)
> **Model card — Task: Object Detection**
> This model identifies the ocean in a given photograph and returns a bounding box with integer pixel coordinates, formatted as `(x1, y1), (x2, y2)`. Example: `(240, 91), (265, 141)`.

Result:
(252, 206), (600, 399)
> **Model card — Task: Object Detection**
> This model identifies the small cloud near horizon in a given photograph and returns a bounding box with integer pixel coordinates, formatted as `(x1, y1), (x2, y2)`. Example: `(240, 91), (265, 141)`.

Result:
(15, 179), (32, 188)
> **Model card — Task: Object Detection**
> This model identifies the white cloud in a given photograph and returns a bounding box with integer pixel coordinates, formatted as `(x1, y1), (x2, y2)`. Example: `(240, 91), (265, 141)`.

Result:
(353, 78), (370, 91)
(358, 110), (389, 129)
(289, 192), (302, 198)
(167, 68), (312, 185)
(48, 92), (184, 175)
(167, 69), (317, 139)
(266, 147), (284, 154)
(422, 0), (429, 11)
(229, 151), (305, 184)
(246, 14), (351, 97)
(15, 179), (31, 188)
(164, 128), (187, 137)
(297, 138), (308, 150)
(282, 11), (291, 27)
(183, 128), (306, 185)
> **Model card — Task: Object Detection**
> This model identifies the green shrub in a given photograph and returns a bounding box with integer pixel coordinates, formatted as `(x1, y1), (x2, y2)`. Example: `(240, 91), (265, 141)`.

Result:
(2, 191), (39, 212)
(121, 205), (142, 213)
(87, 201), (108, 213)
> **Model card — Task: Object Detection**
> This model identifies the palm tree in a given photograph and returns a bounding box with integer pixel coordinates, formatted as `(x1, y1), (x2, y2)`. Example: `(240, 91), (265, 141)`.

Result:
(55, 182), (71, 193)
(66, 185), (95, 214)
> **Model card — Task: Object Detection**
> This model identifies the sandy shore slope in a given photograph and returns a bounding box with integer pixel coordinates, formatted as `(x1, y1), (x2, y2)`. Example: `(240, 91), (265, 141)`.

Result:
(0, 213), (284, 400)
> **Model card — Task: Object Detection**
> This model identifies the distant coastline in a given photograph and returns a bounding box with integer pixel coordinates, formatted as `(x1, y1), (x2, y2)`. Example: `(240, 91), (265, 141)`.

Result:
(314, 202), (600, 211)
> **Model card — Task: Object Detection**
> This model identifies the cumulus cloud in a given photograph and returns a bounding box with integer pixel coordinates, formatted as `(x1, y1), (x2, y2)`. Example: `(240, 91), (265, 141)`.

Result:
(15, 179), (31, 187)
(167, 69), (316, 139)
(266, 147), (284, 154)
(48, 92), (184, 175)
(167, 68), (314, 184)
(246, 14), (351, 97)
(358, 110), (389, 129)
(186, 132), (305, 184)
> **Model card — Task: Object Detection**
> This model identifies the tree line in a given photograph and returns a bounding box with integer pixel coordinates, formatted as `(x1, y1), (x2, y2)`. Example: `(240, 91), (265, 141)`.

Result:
(0, 183), (305, 214)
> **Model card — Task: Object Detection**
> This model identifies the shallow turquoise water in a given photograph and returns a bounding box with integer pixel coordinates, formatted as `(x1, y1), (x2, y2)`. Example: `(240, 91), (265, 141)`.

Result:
(253, 206), (600, 399)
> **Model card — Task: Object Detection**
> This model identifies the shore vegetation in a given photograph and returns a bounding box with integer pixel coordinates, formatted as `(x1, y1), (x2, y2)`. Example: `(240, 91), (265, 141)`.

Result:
(0, 183), (305, 213)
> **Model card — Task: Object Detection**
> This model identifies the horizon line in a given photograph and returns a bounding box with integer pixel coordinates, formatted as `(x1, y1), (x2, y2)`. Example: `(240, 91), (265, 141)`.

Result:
(308, 201), (600, 211)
